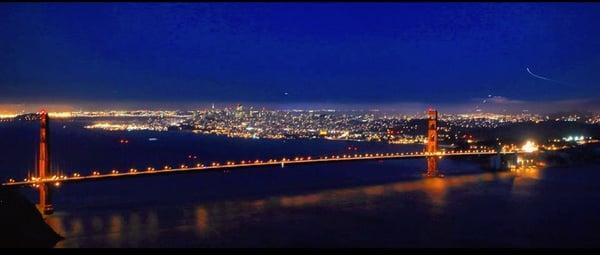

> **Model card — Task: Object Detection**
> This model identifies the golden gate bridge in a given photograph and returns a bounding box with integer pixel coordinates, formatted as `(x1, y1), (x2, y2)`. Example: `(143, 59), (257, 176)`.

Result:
(1, 109), (521, 215)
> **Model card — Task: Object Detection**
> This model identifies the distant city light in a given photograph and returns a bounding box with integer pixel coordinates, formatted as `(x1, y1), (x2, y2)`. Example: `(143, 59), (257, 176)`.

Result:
(521, 140), (539, 153)
(48, 112), (73, 118)
(0, 114), (17, 119)
(563, 136), (585, 142)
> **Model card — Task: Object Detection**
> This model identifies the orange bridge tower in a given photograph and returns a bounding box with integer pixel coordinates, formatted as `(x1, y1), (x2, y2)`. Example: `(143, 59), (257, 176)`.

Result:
(38, 110), (54, 215)
(425, 108), (439, 177)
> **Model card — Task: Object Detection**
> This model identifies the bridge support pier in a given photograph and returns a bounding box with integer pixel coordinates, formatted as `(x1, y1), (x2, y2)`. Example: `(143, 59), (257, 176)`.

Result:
(37, 184), (54, 215)
(37, 110), (54, 215)
(490, 152), (518, 171)
(425, 156), (440, 177)
(424, 108), (442, 177)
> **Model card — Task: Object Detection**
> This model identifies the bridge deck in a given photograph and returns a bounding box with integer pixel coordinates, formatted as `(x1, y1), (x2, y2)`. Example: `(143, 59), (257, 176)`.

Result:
(3, 150), (515, 187)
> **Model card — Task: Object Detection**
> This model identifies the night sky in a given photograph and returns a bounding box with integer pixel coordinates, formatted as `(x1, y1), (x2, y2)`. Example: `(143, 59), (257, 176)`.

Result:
(1, 3), (600, 112)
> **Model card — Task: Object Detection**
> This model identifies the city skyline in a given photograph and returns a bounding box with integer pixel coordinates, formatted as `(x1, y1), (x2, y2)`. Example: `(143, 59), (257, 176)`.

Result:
(2, 97), (600, 115)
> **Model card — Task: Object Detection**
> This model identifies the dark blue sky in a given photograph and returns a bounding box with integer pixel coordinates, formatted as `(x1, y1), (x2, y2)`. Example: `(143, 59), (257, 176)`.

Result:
(1, 3), (600, 110)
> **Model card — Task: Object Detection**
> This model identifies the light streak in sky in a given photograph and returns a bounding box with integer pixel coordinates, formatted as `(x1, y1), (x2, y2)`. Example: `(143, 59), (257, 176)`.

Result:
(526, 67), (564, 84)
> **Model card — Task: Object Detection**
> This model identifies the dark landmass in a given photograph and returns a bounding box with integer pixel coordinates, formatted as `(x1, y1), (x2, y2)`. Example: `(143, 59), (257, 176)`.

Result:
(466, 121), (600, 145)
(542, 144), (600, 167)
(0, 187), (63, 248)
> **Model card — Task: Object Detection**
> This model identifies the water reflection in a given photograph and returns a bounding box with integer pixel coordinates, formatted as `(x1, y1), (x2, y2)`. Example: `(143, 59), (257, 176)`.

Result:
(363, 185), (385, 197)
(46, 216), (66, 236)
(146, 211), (159, 242)
(108, 214), (123, 247)
(195, 207), (209, 236)
(509, 159), (545, 196)
(48, 170), (524, 248)
(45, 216), (66, 248)
(511, 165), (543, 179)
(250, 199), (266, 211)
(91, 216), (103, 232)
(70, 218), (84, 237)
(280, 194), (322, 207)
(420, 178), (448, 213)
(124, 212), (142, 246)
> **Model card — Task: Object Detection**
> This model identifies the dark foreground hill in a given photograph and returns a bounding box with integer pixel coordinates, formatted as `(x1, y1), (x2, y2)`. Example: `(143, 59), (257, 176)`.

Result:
(0, 187), (63, 248)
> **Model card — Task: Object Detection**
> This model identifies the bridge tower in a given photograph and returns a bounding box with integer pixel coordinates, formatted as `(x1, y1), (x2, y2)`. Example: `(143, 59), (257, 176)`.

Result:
(37, 110), (54, 215)
(425, 108), (439, 177)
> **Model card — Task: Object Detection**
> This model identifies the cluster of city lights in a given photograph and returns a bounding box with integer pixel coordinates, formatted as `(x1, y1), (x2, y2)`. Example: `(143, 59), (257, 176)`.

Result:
(521, 140), (539, 153)
(84, 122), (168, 132)
(563, 136), (588, 142)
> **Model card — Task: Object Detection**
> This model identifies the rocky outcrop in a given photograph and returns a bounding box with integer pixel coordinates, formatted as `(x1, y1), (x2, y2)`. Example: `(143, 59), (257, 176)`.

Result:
(0, 187), (63, 248)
